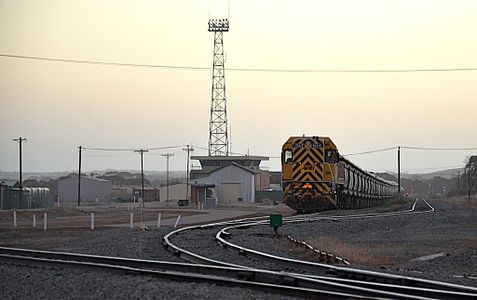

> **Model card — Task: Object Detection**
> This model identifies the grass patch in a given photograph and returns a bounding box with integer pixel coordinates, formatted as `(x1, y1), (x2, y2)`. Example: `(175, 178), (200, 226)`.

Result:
(306, 236), (403, 267)
(442, 195), (477, 209)
(385, 195), (412, 206)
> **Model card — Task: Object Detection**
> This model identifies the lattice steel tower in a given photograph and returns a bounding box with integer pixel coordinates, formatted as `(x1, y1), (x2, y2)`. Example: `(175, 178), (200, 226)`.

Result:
(208, 19), (229, 156)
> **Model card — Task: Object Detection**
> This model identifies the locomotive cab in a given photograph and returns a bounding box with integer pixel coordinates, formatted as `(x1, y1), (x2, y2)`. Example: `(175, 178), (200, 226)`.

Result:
(281, 136), (339, 212)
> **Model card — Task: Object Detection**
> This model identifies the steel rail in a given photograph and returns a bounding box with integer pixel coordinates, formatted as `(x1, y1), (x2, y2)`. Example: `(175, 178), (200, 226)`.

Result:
(0, 247), (410, 300)
(165, 198), (477, 299)
(305, 275), (477, 300)
(162, 198), (423, 268)
(214, 199), (477, 298)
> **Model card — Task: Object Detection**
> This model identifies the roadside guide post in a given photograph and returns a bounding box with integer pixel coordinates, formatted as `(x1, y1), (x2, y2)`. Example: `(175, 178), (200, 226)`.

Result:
(269, 214), (283, 238)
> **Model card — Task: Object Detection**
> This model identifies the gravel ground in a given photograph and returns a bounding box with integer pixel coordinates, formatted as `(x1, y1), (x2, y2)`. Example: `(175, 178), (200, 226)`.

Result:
(229, 199), (477, 287)
(1, 198), (475, 299)
(0, 263), (297, 300)
(171, 226), (286, 271)
(0, 227), (182, 262)
(0, 227), (301, 299)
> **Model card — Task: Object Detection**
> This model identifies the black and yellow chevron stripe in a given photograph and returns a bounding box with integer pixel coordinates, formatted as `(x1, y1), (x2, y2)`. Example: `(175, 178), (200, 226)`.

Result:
(291, 137), (330, 194)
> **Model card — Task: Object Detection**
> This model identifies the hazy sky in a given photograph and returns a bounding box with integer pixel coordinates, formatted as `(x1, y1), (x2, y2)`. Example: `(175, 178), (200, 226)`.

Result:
(1, 0), (476, 174)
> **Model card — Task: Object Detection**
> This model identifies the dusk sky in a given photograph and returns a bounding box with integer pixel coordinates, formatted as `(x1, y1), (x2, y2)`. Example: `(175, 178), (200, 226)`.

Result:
(1, 0), (476, 174)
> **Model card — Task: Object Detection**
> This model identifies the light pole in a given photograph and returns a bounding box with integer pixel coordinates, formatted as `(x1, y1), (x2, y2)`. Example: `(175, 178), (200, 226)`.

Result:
(162, 153), (174, 205)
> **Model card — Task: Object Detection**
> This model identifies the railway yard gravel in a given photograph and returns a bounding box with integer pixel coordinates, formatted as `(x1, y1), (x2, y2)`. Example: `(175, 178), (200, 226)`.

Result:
(1, 198), (476, 299)
(0, 227), (298, 300)
(230, 199), (477, 287)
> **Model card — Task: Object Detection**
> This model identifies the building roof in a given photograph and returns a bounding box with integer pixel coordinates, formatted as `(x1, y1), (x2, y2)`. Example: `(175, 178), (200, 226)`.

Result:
(0, 180), (18, 187)
(207, 162), (258, 175)
(59, 175), (111, 183)
(191, 155), (269, 162)
(191, 155), (268, 172)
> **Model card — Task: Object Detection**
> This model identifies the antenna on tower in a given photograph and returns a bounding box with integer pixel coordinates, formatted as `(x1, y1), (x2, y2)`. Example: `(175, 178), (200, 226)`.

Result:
(208, 18), (229, 156)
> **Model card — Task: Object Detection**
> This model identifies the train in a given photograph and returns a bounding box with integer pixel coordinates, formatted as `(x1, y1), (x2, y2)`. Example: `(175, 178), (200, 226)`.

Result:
(281, 136), (399, 213)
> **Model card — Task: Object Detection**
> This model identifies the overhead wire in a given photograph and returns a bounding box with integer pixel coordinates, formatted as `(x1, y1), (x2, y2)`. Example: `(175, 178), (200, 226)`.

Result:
(2, 53), (477, 73)
(402, 164), (466, 172)
(27, 139), (76, 155)
(400, 146), (477, 151)
(342, 146), (397, 157)
(82, 145), (186, 152)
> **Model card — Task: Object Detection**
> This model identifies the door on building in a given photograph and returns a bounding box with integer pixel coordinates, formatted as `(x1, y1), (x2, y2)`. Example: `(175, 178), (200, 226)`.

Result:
(220, 183), (241, 204)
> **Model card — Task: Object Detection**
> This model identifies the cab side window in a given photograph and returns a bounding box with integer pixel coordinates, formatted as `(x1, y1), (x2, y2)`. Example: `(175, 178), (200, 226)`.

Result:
(284, 150), (293, 163)
(325, 150), (339, 163)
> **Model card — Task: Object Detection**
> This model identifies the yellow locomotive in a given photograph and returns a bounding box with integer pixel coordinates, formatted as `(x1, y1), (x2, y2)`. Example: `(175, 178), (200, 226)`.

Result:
(281, 136), (399, 213)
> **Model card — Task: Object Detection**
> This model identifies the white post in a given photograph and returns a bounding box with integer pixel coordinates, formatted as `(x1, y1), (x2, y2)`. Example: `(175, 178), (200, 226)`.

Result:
(43, 212), (47, 230)
(157, 213), (162, 228)
(33, 214), (36, 228)
(90, 212), (94, 230)
(13, 210), (17, 228)
(173, 215), (181, 228)
(129, 212), (134, 229)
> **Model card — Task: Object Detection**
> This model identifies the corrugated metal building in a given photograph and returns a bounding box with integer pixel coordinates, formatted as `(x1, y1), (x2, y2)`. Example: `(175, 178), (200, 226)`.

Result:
(192, 162), (257, 203)
(58, 175), (112, 203)
(132, 187), (160, 202)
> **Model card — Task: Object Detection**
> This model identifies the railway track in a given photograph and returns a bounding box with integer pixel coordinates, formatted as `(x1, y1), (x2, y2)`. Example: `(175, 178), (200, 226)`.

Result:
(1, 198), (476, 299)
(163, 198), (477, 299)
(3, 245), (476, 299)
(0, 246), (411, 299)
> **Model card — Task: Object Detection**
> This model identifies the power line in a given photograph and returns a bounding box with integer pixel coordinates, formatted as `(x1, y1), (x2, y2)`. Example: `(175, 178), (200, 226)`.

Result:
(147, 145), (187, 151)
(342, 145), (477, 157)
(26, 140), (76, 155)
(82, 147), (136, 152)
(2, 53), (477, 73)
(401, 146), (477, 151)
(402, 164), (466, 172)
(342, 146), (397, 157)
(82, 145), (185, 152)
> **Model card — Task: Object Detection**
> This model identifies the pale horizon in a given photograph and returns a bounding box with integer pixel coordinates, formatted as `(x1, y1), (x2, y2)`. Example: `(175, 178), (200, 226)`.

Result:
(1, 0), (476, 174)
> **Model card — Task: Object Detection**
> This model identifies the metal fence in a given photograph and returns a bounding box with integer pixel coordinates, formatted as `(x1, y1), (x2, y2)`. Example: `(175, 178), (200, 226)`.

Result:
(1, 188), (54, 210)
(255, 190), (284, 204)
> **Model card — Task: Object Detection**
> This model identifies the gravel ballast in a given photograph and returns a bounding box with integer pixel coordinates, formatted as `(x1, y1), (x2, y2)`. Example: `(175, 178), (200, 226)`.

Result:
(229, 199), (477, 287)
(1, 198), (476, 299)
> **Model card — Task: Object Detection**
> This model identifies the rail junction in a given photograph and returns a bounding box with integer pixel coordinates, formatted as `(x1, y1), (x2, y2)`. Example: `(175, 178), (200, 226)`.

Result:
(1, 198), (476, 299)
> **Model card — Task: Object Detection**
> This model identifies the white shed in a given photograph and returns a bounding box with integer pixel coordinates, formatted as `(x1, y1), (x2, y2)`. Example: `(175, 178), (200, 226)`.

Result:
(193, 162), (257, 204)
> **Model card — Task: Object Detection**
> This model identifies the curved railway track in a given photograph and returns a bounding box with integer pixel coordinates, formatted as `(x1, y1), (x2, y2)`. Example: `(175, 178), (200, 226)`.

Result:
(163, 198), (477, 299)
(1, 198), (476, 299)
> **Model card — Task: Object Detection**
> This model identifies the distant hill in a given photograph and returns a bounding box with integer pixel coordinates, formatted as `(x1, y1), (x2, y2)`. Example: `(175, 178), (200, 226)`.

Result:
(388, 167), (465, 180)
(0, 169), (185, 182)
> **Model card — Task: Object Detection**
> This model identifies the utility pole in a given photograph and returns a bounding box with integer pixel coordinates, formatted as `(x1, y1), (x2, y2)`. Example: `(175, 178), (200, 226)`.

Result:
(457, 172), (460, 195)
(135, 149), (148, 208)
(77, 146), (82, 206)
(162, 153), (174, 205)
(183, 145), (194, 202)
(397, 146), (401, 198)
(13, 137), (27, 208)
